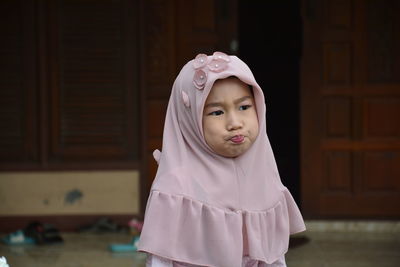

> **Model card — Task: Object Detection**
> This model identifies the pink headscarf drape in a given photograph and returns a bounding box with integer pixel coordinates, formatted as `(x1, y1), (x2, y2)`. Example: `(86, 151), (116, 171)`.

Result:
(138, 53), (305, 267)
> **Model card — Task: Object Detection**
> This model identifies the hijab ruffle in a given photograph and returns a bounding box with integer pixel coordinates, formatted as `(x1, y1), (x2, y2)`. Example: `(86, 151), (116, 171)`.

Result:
(139, 187), (304, 267)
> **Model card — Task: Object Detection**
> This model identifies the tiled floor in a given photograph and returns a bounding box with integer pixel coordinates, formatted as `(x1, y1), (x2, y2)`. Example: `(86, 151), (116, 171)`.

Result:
(1, 222), (399, 267)
(287, 231), (400, 267)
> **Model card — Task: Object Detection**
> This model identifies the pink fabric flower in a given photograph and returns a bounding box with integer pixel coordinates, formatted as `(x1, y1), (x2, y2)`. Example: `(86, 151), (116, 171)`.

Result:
(207, 58), (228, 72)
(212, 51), (230, 62)
(193, 69), (207, 90)
(192, 52), (230, 89)
(193, 54), (208, 69)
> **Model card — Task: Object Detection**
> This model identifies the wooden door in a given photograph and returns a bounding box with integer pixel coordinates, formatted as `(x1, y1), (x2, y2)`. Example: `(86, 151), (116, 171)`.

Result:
(301, 0), (400, 218)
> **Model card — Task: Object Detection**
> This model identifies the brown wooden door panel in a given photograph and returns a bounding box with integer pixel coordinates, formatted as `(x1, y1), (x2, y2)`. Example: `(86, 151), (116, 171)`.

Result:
(301, 0), (400, 218)
(0, 0), (38, 162)
(147, 99), (168, 180)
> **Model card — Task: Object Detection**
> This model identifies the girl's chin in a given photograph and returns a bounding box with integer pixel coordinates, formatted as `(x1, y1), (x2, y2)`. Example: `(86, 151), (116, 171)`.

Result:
(219, 145), (250, 158)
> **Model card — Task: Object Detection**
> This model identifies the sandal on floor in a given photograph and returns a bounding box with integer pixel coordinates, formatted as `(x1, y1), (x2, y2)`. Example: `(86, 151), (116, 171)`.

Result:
(24, 221), (63, 245)
(109, 236), (140, 252)
(1, 230), (36, 245)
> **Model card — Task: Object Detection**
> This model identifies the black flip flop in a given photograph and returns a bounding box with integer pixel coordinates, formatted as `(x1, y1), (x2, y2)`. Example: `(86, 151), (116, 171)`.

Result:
(24, 221), (63, 245)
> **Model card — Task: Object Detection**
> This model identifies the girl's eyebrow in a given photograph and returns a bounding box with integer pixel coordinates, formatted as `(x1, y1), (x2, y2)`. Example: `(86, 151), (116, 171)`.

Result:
(204, 102), (222, 108)
(234, 96), (252, 104)
(204, 96), (252, 109)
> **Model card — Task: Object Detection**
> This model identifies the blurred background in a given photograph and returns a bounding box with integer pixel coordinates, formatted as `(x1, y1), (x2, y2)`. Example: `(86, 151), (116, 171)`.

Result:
(0, 0), (399, 266)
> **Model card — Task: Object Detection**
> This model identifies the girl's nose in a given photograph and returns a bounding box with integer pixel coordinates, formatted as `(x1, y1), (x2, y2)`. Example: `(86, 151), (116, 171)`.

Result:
(227, 112), (243, 131)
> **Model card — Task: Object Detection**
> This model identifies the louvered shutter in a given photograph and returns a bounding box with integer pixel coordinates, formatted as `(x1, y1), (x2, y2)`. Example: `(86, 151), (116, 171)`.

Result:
(48, 0), (139, 161)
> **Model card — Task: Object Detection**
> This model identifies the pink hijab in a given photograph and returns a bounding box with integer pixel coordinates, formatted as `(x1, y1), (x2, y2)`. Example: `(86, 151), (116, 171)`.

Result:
(138, 52), (305, 267)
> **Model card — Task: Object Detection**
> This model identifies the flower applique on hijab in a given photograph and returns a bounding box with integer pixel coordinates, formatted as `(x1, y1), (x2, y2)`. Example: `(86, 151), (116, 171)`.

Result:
(138, 52), (305, 267)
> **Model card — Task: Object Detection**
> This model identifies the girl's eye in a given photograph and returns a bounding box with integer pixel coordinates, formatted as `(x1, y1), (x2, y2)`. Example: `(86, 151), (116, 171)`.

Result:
(208, 110), (224, 116)
(239, 105), (252, 111)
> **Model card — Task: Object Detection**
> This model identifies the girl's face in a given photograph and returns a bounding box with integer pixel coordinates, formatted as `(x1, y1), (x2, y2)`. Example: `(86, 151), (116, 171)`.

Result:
(202, 77), (259, 158)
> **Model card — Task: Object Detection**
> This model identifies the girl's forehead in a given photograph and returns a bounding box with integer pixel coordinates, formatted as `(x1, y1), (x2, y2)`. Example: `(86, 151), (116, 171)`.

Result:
(211, 76), (250, 88)
(206, 77), (253, 100)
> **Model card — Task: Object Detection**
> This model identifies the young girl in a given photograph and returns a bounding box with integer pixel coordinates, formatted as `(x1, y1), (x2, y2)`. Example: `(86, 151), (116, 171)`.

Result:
(138, 52), (306, 267)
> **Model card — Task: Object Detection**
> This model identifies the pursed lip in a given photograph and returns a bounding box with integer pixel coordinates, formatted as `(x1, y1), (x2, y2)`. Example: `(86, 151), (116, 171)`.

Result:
(228, 134), (245, 144)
